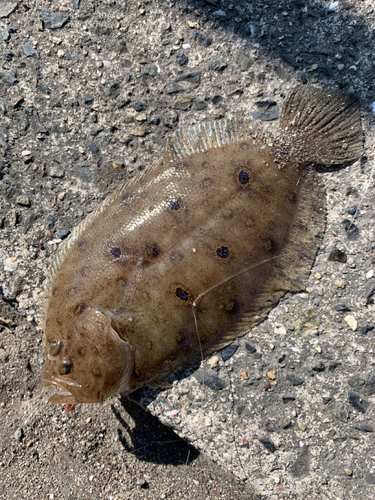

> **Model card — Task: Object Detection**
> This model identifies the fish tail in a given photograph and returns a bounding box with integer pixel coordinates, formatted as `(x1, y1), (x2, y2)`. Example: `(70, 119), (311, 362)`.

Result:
(279, 84), (363, 166)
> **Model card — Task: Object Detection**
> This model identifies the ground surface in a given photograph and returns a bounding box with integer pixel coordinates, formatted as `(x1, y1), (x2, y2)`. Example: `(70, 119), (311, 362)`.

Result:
(0, 0), (375, 499)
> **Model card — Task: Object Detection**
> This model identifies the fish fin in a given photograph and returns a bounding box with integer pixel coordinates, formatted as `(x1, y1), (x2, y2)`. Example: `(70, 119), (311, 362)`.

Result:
(164, 118), (267, 162)
(202, 167), (326, 355)
(279, 84), (363, 165)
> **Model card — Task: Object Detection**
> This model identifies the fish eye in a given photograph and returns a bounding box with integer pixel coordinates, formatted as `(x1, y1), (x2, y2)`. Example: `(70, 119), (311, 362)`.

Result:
(49, 340), (62, 356)
(57, 358), (73, 376)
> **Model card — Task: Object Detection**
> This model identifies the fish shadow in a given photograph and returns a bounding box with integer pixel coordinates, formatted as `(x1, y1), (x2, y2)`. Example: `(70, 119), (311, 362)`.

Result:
(111, 396), (199, 465)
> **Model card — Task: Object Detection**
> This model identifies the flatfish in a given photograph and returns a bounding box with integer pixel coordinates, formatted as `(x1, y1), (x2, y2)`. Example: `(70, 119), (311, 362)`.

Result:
(40, 85), (363, 408)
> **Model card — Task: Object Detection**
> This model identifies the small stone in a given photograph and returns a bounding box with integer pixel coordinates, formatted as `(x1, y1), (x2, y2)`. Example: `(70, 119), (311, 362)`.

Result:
(2, 27), (9, 40)
(149, 115), (160, 125)
(16, 195), (30, 206)
(353, 423), (373, 432)
(0, 1), (17, 18)
(57, 49), (65, 58)
(245, 343), (257, 354)
(39, 10), (70, 29)
(258, 437), (276, 453)
(335, 303), (351, 312)
(366, 270), (374, 279)
(312, 362), (325, 372)
(171, 95), (193, 111)
(345, 205), (357, 215)
(131, 127), (147, 137)
(57, 229), (70, 240)
(282, 417), (292, 427)
(267, 366), (276, 380)
(241, 371), (248, 380)
(346, 257), (356, 268)
(133, 101), (146, 112)
(208, 59), (228, 72)
(4, 257), (18, 272)
(187, 20), (199, 29)
(13, 428), (23, 442)
(23, 42), (39, 59)
(282, 396), (296, 404)
(113, 162), (123, 169)
(331, 401), (348, 422)
(297, 421), (306, 431)
(135, 113), (147, 122)
(328, 247), (347, 263)
(348, 392), (367, 413)
(344, 468), (353, 476)
(234, 51), (252, 71)
(223, 453), (232, 464)
(344, 315), (357, 331)
(208, 355), (219, 368)
(49, 167), (64, 178)
(287, 374), (304, 386)
(176, 52), (188, 66)
(44, 215), (55, 230)
(219, 342), (238, 361)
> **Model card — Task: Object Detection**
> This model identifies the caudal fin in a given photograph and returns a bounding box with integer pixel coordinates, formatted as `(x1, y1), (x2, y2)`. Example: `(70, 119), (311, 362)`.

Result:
(279, 84), (363, 166)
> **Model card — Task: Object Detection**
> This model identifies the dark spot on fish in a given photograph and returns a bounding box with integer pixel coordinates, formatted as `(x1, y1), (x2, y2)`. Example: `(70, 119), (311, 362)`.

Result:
(152, 246), (159, 256)
(176, 287), (189, 301)
(217, 246), (229, 259)
(111, 247), (121, 258)
(79, 266), (90, 277)
(238, 170), (250, 184)
(78, 239), (87, 250)
(170, 200), (180, 210)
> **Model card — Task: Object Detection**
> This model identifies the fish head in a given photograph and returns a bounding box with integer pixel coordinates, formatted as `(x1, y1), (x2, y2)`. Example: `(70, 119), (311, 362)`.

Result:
(41, 308), (134, 405)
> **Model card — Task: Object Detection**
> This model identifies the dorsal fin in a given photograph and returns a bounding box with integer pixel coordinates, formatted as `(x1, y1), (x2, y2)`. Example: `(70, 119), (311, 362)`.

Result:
(164, 118), (268, 162)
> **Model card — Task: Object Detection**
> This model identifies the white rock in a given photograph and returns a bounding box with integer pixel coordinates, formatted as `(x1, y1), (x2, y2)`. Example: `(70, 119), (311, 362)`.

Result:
(344, 315), (357, 331)
(4, 257), (18, 272)
(366, 270), (374, 279)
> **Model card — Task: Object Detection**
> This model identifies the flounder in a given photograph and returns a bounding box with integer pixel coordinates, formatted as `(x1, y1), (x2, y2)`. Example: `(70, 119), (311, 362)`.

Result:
(40, 85), (363, 408)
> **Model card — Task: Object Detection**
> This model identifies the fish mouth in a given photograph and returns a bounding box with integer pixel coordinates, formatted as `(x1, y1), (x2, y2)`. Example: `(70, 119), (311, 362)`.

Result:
(42, 377), (81, 405)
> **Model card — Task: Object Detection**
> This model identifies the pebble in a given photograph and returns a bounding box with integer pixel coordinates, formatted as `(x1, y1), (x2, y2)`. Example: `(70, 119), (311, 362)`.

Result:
(259, 438), (276, 453)
(2, 27), (9, 40)
(287, 374), (303, 386)
(328, 247), (347, 263)
(219, 342), (238, 361)
(131, 127), (147, 137)
(348, 393), (366, 413)
(135, 113), (147, 122)
(45, 215), (56, 230)
(344, 468), (353, 476)
(176, 52), (188, 66)
(344, 315), (357, 331)
(208, 355), (219, 368)
(0, 1), (17, 18)
(234, 51), (252, 71)
(366, 270), (374, 279)
(39, 10), (70, 29)
(331, 402), (348, 422)
(23, 42), (39, 59)
(16, 195), (30, 206)
(223, 453), (232, 464)
(13, 428), (23, 442)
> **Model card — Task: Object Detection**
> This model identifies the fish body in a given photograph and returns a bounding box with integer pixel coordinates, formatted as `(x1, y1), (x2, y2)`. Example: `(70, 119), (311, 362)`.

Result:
(41, 85), (363, 406)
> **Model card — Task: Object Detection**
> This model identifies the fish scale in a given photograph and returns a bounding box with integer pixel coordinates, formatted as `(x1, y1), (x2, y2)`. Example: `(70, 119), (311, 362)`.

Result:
(40, 84), (363, 409)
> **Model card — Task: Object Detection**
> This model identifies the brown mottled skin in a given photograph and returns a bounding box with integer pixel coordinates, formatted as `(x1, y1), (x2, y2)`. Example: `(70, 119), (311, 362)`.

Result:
(41, 85), (363, 407)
